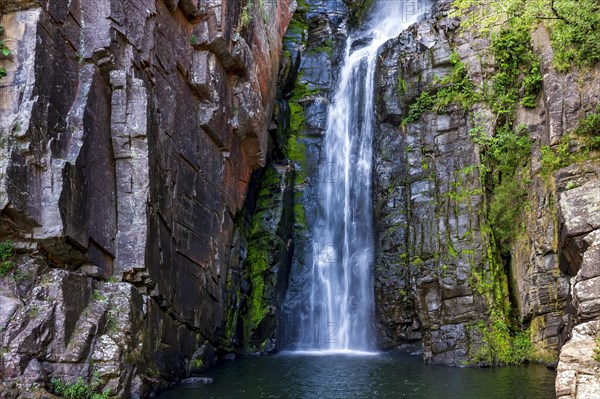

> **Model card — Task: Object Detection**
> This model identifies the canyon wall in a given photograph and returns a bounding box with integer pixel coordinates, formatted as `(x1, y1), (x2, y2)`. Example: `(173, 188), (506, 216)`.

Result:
(0, 0), (293, 396)
(372, 0), (600, 395)
(1, 0), (599, 397)
(275, 1), (599, 395)
(373, 3), (492, 363)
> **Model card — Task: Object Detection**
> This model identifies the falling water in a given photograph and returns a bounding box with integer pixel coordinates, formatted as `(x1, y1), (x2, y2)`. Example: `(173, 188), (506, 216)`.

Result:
(297, 0), (431, 352)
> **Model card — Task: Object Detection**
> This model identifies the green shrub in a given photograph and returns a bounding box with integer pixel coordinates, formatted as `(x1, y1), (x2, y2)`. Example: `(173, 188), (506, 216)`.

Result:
(51, 373), (110, 399)
(451, 0), (600, 71)
(540, 138), (571, 178)
(488, 26), (542, 117)
(470, 316), (534, 366)
(239, 1), (253, 30)
(0, 241), (15, 277)
(0, 25), (9, 79)
(549, 0), (600, 71)
(594, 336), (600, 363)
(471, 125), (532, 253)
(574, 105), (600, 150)
(403, 91), (434, 124)
(520, 60), (543, 108)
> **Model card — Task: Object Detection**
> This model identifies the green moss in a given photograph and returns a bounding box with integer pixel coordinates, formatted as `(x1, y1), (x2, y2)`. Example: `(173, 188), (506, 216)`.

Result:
(239, 0), (253, 31)
(411, 256), (424, 267)
(308, 37), (333, 57)
(245, 242), (269, 332)
(223, 303), (237, 351)
(0, 25), (9, 79)
(464, 214), (535, 366)
(285, 7), (308, 39)
(288, 102), (306, 135)
(593, 336), (600, 363)
(286, 135), (307, 180)
(574, 105), (600, 150)
(471, 123), (532, 254)
(241, 166), (290, 350)
(538, 106), (600, 178)
(397, 76), (407, 97)
(540, 137), (572, 179)
(295, 0), (308, 12)
(294, 201), (307, 230)
(448, 242), (458, 258)
(287, 78), (319, 137)
(288, 135), (309, 232)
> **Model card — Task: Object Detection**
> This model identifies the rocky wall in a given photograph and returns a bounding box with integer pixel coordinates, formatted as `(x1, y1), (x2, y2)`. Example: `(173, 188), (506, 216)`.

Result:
(373, 1), (492, 364)
(373, 1), (600, 395)
(531, 28), (600, 398)
(0, 0), (293, 396)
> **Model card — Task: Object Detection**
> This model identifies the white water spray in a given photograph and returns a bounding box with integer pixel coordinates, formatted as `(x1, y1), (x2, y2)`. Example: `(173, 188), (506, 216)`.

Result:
(297, 0), (431, 352)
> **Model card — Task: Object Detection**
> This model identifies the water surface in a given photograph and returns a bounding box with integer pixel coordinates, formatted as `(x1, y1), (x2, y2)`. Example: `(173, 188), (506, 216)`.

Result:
(158, 352), (556, 398)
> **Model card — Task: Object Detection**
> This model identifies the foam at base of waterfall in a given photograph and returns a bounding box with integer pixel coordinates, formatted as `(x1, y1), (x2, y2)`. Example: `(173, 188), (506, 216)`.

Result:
(279, 349), (380, 357)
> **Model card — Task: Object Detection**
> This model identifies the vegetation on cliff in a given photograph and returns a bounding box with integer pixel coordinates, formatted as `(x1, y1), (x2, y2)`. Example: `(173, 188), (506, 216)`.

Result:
(399, 2), (562, 365)
(347, 0), (376, 27)
(445, 0), (600, 368)
(51, 373), (110, 399)
(0, 241), (15, 277)
(451, 0), (600, 71)
(403, 52), (477, 124)
(0, 25), (9, 79)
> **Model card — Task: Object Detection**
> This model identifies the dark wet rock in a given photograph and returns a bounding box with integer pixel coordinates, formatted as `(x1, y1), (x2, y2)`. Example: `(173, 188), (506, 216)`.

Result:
(373, 7), (489, 366)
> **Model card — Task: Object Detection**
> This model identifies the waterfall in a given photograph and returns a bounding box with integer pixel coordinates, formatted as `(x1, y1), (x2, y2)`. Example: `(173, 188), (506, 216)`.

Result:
(295, 0), (431, 353)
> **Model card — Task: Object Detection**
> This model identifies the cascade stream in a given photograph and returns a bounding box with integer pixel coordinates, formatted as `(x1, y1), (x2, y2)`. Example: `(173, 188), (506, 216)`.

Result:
(295, 0), (431, 352)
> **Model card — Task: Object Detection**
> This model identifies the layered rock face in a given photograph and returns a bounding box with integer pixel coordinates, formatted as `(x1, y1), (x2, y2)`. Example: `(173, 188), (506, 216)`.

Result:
(554, 167), (600, 398)
(373, 1), (492, 364)
(0, 0), (292, 396)
(373, 1), (600, 385)
(522, 28), (600, 398)
(1, 0), (599, 397)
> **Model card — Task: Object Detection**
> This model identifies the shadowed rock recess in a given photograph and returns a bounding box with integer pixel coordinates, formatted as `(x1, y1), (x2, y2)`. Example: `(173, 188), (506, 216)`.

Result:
(1, 0), (600, 397)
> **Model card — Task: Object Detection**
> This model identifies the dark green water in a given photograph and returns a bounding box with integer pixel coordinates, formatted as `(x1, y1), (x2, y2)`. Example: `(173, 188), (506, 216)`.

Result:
(158, 351), (556, 399)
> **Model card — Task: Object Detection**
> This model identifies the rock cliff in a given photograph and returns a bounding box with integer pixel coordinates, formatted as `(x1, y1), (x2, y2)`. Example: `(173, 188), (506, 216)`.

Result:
(372, 0), (600, 395)
(0, 0), (293, 396)
(269, 0), (600, 394)
(1, 0), (599, 397)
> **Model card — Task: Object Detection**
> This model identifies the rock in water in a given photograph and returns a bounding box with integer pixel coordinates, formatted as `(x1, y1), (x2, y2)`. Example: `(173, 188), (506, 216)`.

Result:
(180, 377), (214, 385)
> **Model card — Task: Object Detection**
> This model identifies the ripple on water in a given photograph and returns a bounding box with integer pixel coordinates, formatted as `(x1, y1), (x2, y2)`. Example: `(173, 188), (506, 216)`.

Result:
(157, 352), (556, 399)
